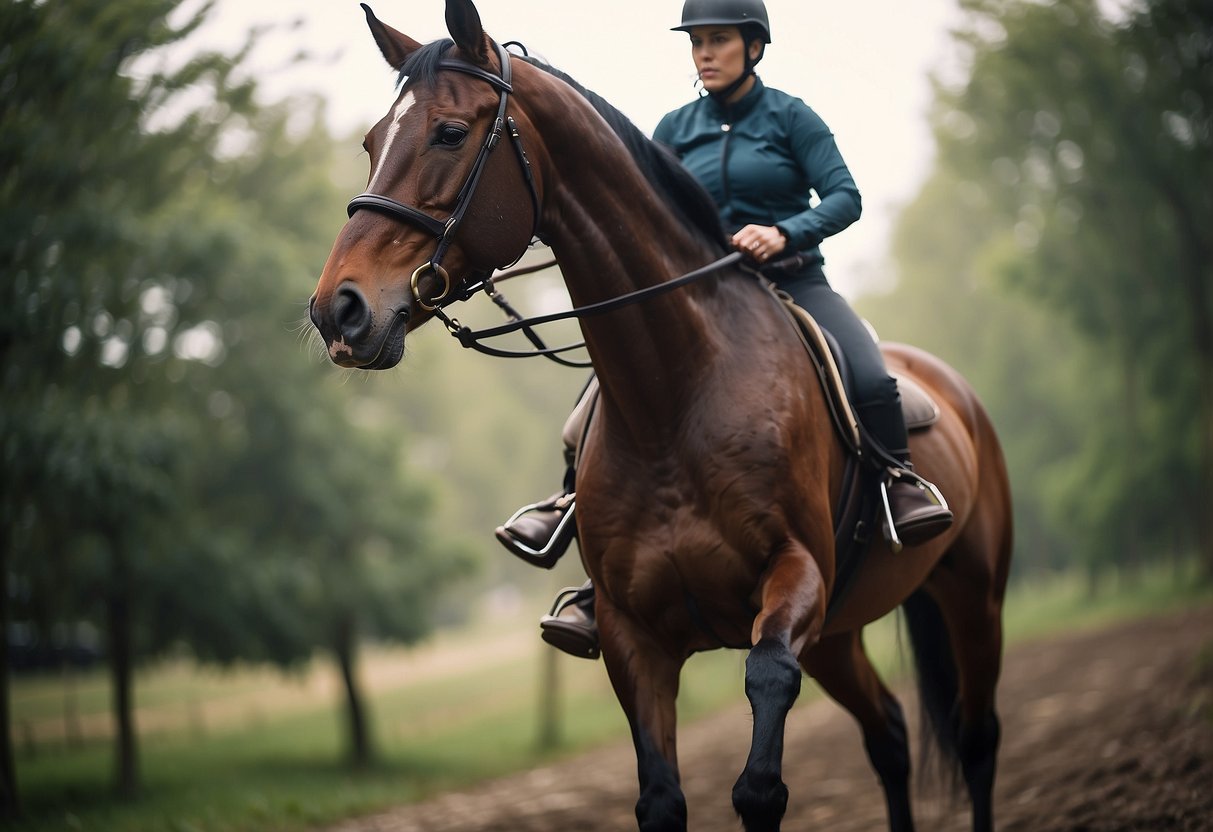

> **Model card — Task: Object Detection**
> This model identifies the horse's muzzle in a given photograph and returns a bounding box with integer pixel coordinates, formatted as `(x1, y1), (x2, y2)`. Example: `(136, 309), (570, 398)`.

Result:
(310, 281), (409, 370)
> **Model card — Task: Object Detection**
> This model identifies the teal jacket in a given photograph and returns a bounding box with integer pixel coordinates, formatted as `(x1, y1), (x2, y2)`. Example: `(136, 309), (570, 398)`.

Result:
(652, 77), (861, 264)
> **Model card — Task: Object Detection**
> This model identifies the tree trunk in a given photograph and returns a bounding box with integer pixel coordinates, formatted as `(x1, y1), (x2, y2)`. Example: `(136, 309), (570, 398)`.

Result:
(1199, 390), (1213, 583)
(64, 664), (83, 748)
(1153, 137), (1212, 580)
(1151, 216), (1213, 580)
(334, 613), (372, 768)
(1120, 347), (1141, 571)
(537, 644), (562, 751)
(0, 540), (19, 820)
(107, 540), (138, 798)
(1179, 256), (1213, 581)
(1194, 352), (1213, 582)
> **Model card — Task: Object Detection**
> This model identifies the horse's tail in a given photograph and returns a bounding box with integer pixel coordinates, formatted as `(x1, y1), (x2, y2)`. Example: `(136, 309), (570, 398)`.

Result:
(901, 589), (964, 795)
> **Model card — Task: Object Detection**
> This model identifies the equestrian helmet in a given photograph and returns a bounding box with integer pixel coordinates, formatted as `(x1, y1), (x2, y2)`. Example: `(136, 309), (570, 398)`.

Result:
(672, 0), (772, 43)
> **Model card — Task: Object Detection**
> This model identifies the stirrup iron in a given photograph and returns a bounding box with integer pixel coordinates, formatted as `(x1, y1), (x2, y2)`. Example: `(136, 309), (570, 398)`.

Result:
(546, 582), (593, 617)
(499, 494), (576, 569)
(879, 477), (903, 554)
(880, 467), (950, 554)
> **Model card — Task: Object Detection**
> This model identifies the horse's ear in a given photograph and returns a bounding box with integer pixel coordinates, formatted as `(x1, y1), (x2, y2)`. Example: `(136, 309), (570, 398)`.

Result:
(445, 0), (489, 64)
(361, 4), (422, 70)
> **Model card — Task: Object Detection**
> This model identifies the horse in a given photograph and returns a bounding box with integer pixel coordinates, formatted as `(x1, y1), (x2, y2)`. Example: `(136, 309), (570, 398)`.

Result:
(308, 3), (1013, 830)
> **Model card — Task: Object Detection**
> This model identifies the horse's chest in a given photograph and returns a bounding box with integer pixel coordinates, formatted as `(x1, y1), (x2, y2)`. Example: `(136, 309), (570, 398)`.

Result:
(584, 501), (768, 642)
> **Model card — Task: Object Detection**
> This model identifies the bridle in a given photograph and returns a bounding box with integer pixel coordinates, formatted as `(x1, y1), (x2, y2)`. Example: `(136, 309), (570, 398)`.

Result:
(345, 40), (541, 312)
(342, 39), (758, 368)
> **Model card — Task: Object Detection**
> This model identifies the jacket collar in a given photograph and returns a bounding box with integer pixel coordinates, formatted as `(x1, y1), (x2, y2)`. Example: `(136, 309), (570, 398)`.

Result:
(704, 75), (765, 121)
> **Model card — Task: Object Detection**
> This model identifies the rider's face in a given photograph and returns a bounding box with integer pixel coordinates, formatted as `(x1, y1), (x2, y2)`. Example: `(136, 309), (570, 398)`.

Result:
(688, 26), (757, 95)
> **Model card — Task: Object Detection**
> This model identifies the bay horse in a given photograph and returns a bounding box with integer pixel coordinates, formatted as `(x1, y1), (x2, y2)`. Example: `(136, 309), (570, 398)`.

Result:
(309, 2), (1013, 830)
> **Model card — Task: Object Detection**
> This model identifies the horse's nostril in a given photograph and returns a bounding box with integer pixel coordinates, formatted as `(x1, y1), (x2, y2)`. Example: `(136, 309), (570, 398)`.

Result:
(333, 285), (372, 342)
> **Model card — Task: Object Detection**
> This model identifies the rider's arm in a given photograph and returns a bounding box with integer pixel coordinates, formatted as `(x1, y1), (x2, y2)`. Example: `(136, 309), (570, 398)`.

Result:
(773, 103), (862, 251)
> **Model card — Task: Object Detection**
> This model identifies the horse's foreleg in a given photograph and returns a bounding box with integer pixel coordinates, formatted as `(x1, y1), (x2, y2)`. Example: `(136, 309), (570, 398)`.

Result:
(805, 631), (915, 832)
(732, 541), (825, 832)
(598, 597), (687, 832)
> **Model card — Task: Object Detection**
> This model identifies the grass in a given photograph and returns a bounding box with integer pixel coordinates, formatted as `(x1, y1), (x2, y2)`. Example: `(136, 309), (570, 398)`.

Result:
(8, 563), (1211, 832)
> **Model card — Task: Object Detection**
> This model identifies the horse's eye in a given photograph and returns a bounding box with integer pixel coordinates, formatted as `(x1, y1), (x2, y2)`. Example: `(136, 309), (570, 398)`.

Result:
(436, 124), (468, 147)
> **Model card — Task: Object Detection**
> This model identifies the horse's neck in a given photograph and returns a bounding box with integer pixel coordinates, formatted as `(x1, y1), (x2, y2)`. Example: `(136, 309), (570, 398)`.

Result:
(534, 99), (726, 436)
(554, 202), (721, 437)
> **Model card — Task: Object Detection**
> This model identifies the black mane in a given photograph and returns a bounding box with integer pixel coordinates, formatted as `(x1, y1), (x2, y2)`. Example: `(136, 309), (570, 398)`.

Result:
(393, 39), (727, 254)
(522, 57), (728, 254)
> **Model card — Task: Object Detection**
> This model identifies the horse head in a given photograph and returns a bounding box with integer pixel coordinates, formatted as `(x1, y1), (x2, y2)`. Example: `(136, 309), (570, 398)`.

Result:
(310, 1), (542, 369)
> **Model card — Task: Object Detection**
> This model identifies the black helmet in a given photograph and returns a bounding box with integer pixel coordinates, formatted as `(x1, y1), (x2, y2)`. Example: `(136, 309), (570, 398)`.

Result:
(672, 0), (771, 43)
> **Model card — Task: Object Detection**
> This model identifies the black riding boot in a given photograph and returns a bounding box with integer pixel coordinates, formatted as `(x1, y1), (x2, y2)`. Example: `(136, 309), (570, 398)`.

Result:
(539, 580), (599, 660)
(494, 490), (577, 569)
(884, 453), (953, 548)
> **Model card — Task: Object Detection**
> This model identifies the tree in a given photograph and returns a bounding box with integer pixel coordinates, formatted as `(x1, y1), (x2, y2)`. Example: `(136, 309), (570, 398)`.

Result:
(858, 166), (1099, 576)
(178, 97), (478, 766)
(2, 0), (473, 803)
(922, 0), (1213, 573)
(0, 0), (247, 801)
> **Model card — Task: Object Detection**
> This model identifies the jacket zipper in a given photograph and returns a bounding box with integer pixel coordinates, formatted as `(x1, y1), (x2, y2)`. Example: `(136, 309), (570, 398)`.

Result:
(719, 121), (732, 214)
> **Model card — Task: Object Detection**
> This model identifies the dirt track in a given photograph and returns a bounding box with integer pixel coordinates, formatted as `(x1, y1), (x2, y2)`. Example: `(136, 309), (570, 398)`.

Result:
(330, 606), (1213, 831)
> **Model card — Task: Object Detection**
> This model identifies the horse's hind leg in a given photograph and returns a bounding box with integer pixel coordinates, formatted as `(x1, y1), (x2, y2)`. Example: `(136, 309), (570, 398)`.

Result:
(911, 513), (1009, 832)
(804, 630), (915, 832)
(925, 450), (1011, 832)
(733, 541), (826, 832)
(598, 598), (688, 832)
(904, 584), (1002, 832)
(909, 569), (1004, 832)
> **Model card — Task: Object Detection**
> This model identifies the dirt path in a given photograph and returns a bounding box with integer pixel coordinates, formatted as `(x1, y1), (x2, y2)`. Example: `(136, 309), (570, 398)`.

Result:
(330, 606), (1213, 831)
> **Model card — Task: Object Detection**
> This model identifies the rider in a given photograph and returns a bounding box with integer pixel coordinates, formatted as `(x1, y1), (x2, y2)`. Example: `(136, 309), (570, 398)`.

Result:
(495, 0), (953, 659)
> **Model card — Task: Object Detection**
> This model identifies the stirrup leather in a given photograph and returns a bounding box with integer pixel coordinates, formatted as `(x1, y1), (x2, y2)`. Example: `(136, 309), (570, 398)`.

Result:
(879, 468), (950, 553)
(498, 493), (577, 569)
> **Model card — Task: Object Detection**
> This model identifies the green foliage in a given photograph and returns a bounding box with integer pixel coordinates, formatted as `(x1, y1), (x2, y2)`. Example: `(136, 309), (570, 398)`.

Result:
(0, 0), (481, 794)
(859, 168), (1091, 573)
(864, 0), (1213, 575)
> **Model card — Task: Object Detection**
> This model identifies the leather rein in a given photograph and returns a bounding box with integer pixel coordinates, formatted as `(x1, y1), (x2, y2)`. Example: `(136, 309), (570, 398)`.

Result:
(344, 40), (752, 368)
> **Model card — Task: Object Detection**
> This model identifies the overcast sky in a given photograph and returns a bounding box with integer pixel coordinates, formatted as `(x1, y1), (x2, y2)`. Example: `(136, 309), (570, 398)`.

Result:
(192, 0), (966, 297)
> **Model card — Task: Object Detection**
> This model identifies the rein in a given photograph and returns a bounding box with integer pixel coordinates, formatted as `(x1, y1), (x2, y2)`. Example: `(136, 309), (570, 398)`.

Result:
(434, 251), (746, 364)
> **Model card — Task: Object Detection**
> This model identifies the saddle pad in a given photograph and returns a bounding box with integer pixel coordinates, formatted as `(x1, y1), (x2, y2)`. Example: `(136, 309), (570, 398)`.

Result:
(773, 289), (863, 451)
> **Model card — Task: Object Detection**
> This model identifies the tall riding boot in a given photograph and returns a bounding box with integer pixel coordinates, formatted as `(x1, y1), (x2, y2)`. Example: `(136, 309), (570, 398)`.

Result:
(884, 452), (953, 548)
(539, 580), (599, 660)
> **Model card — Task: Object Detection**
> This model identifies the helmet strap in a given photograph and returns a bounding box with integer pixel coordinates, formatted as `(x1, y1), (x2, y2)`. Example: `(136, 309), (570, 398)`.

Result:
(708, 67), (754, 103)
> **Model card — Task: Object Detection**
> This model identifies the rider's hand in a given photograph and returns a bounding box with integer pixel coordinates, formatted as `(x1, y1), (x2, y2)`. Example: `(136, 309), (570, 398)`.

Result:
(731, 225), (788, 264)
